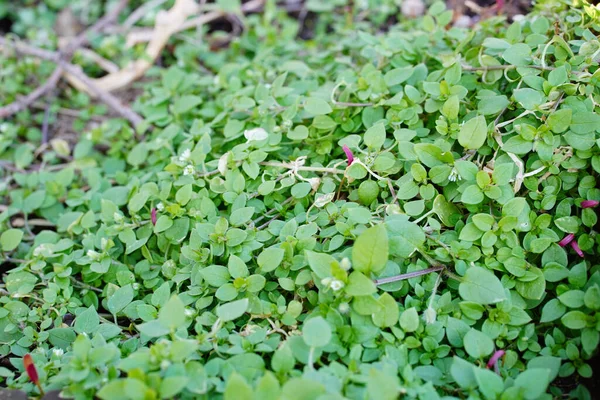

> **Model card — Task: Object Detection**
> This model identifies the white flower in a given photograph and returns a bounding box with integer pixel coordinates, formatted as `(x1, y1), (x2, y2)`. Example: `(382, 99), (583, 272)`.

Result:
(156, 202), (165, 211)
(321, 277), (344, 291)
(184, 308), (194, 317)
(179, 148), (192, 163)
(307, 177), (321, 192)
(340, 258), (351, 271)
(448, 168), (461, 182)
(424, 307), (437, 325)
(244, 127), (268, 142)
(218, 152), (229, 175)
(329, 279), (344, 291)
(33, 244), (51, 257)
(183, 164), (195, 176)
(87, 250), (101, 261)
(113, 212), (124, 223)
(53, 348), (64, 357)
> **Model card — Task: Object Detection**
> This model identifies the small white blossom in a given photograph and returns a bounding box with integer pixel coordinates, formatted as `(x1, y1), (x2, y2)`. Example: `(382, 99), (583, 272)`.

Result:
(424, 307), (437, 325)
(156, 202), (165, 211)
(218, 152), (229, 175)
(307, 177), (321, 192)
(329, 279), (344, 291)
(87, 250), (101, 261)
(33, 244), (52, 257)
(340, 258), (351, 271)
(183, 164), (195, 176)
(114, 212), (124, 223)
(448, 168), (461, 182)
(321, 277), (344, 291)
(179, 148), (192, 163)
(184, 308), (194, 317)
(53, 348), (64, 357)
(244, 127), (268, 142)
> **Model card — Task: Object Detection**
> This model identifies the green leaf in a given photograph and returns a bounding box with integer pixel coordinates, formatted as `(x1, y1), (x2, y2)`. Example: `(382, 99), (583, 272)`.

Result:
(302, 316), (331, 348)
(217, 298), (249, 322)
(513, 88), (543, 110)
(473, 367), (504, 400)
(74, 306), (100, 334)
(0, 229), (23, 251)
(229, 207), (255, 226)
(571, 111), (600, 134)
(502, 43), (531, 66)
(224, 373), (254, 400)
(159, 376), (189, 399)
(305, 251), (336, 279)
(514, 369), (551, 399)
(561, 311), (587, 330)
(352, 224), (389, 274)
(159, 295), (186, 330)
(173, 95), (202, 114)
(373, 293), (399, 328)
(345, 271), (376, 296)
(386, 217), (425, 258)
(258, 247), (285, 272)
(364, 123), (386, 150)
(304, 97), (332, 115)
(458, 116), (488, 150)
(459, 267), (507, 304)
(399, 307), (419, 332)
(463, 329), (494, 358)
(107, 284), (134, 316)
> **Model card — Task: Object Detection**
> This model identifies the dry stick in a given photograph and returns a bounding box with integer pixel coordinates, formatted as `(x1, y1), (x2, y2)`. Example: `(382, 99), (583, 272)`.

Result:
(0, 66), (63, 119)
(374, 266), (445, 286)
(62, 0), (130, 56)
(125, 0), (265, 45)
(122, 0), (168, 30)
(0, 1), (129, 120)
(0, 38), (145, 128)
(60, 62), (144, 127)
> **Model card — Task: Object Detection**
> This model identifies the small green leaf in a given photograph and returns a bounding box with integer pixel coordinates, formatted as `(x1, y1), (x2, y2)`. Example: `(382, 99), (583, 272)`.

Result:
(217, 298), (249, 322)
(0, 229), (23, 252)
(352, 224), (389, 274)
(302, 316), (331, 348)
(458, 116), (488, 150)
(304, 97), (332, 115)
(459, 267), (507, 304)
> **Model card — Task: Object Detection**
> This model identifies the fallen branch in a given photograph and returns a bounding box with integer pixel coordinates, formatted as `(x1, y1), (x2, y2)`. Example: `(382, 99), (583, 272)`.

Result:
(126, 0), (265, 46)
(61, 0), (130, 57)
(69, 0), (202, 95)
(0, 66), (63, 119)
(0, 37), (145, 129)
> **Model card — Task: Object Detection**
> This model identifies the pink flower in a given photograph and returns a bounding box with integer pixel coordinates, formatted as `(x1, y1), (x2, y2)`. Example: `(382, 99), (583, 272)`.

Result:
(570, 240), (584, 258)
(486, 350), (505, 369)
(151, 208), (157, 226)
(581, 200), (599, 209)
(558, 234), (575, 247)
(342, 145), (354, 166)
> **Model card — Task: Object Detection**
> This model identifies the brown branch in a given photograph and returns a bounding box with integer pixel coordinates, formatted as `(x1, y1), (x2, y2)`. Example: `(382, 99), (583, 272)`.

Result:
(0, 37), (145, 129)
(59, 62), (144, 127)
(62, 0), (130, 56)
(0, 66), (63, 119)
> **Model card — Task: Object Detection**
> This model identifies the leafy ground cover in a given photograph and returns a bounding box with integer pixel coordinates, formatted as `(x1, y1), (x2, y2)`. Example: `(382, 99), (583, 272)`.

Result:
(1, 0), (600, 399)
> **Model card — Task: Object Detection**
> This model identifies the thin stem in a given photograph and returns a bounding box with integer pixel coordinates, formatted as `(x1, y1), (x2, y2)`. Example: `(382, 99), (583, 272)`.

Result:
(374, 266), (444, 286)
(462, 64), (554, 72)
(259, 162), (346, 175)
